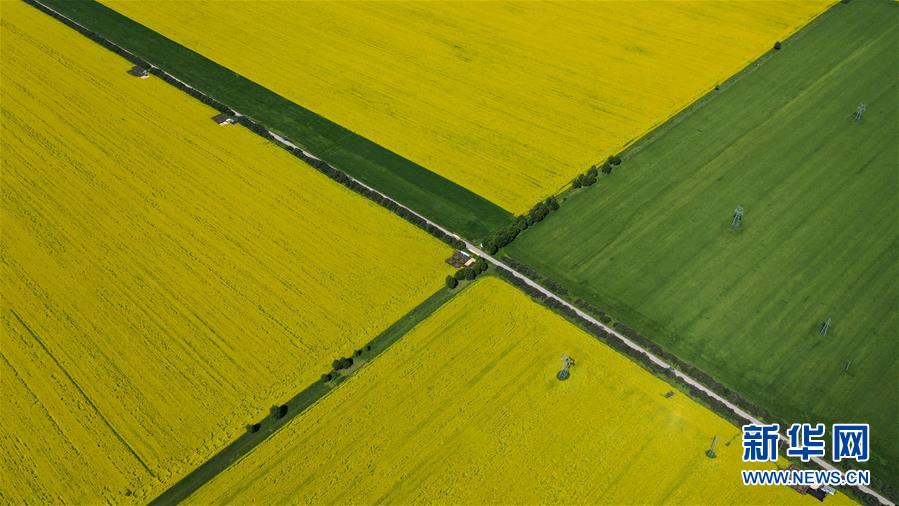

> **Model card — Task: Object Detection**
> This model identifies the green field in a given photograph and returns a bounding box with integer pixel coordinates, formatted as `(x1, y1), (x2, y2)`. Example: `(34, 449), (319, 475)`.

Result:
(33, 0), (511, 240)
(508, 0), (898, 490)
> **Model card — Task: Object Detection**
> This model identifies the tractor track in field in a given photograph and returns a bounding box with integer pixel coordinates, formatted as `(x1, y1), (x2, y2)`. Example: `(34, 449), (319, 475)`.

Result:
(25, 1), (894, 505)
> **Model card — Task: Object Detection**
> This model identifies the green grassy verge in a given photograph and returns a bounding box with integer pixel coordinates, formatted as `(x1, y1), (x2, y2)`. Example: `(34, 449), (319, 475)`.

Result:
(508, 0), (898, 494)
(149, 283), (469, 505)
(38, 0), (511, 240)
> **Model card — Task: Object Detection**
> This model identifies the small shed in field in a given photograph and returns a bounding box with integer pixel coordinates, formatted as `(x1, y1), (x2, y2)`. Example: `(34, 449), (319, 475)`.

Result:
(127, 65), (149, 79)
(212, 113), (237, 126)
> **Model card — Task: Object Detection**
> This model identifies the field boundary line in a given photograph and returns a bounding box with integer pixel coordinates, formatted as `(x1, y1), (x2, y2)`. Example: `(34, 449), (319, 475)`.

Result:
(544, 1), (840, 201)
(611, 0), (838, 164)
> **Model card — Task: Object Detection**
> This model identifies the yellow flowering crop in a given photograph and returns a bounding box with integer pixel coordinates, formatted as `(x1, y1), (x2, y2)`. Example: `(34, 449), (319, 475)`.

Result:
(1, 3), (450, 503)
(191, 277), (848, 504)
(103, 1), (831, 213)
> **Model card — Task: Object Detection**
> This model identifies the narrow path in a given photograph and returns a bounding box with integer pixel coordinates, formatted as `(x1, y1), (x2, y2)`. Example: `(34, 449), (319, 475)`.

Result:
(26, 1), (894, 504)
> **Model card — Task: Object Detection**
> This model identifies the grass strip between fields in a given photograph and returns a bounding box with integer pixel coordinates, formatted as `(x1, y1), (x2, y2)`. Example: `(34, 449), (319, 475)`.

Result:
(33, 0), (512, 241)
(149, 282), (471, 505)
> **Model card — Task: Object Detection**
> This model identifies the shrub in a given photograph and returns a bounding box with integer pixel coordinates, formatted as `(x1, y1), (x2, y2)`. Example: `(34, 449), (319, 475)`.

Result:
(321, 373), (333, 382)
(445, 275), (459, 289)
(513, 216), (529, 232)
(543, 278), (568, 296)
(249, 423), (262, 433)
(527, 202), (550, 225)
(609, 155), (622, 166)
(774, 41), (782, 50)
(573, 173), (596, 188)
(545, 196), (560, 211)
(601, 163), (613, 175)
(332, 357), (354, 370)
(277, 405), (288, 418)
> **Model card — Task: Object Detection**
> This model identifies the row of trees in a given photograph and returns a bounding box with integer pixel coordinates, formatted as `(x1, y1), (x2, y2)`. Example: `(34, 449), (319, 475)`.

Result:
(482, 197), (559, 255)
(573, 298), (612, 325)
(480, 154), (623, 256)
(573, 155), (622, 188)
(501, 258), (568, 297)
(321, 343), (374, 382)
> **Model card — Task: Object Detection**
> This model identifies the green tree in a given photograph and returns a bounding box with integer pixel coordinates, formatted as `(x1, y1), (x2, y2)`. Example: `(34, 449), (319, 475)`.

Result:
(546, 196), (560, 211)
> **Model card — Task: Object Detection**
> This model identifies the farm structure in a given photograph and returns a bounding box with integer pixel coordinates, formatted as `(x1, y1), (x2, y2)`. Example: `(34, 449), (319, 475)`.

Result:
(445, 250), (476, 268)
(211, 112), (236, 125)
(126, 65), (148, 78)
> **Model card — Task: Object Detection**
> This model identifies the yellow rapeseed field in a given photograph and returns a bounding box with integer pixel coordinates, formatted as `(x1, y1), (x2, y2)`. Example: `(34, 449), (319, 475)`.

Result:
(191, 277), (849, 504)
(103, 1), (831, 213)
(1, 3), (450, 503)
